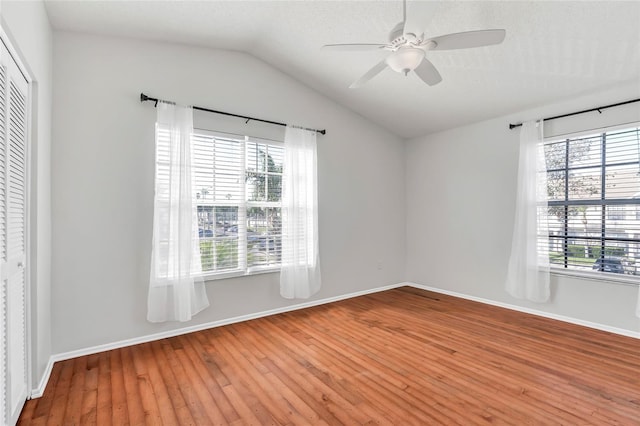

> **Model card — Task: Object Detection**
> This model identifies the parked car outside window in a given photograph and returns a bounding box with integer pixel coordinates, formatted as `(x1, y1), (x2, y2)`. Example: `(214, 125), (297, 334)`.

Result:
(592, 257), (636, 275)
(198, 229), (214, 238)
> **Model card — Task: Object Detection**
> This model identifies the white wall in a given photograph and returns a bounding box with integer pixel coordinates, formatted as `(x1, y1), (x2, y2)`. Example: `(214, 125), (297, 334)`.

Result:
(51, 32), (405, 354)
(406, 82), (640, 333)
(1, 0), (53, 390)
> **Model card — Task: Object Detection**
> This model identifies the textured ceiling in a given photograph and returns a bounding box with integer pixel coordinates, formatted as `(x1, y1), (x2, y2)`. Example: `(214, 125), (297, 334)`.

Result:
(44, 0), (640, 138)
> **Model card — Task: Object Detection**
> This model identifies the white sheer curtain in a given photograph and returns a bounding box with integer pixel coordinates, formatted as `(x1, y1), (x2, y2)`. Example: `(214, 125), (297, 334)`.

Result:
(505, 120), (550, 302)
(148, 102), (209, 322)
(280, 126), (321, 299)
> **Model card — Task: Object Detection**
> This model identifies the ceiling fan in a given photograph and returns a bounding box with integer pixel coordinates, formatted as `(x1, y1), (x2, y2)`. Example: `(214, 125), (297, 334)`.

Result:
(322, 0), (506, 88)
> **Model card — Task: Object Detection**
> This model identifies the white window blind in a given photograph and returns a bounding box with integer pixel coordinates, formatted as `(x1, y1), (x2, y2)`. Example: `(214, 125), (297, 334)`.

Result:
(192, 130), (283, 277)
(542, 125), (640, 277)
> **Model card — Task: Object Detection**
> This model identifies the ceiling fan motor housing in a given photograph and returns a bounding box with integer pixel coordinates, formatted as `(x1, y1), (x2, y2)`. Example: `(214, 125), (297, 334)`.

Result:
(389, 22), (422, 50)
(388, 22), (405, 43)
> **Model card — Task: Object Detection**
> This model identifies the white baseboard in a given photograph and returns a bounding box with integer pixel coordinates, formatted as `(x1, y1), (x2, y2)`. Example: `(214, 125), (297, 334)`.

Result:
(32, 280), (638, 398)
(406, 282), (640, 339)
(30, 357), (55, 399)
(30, 282), (405, 397)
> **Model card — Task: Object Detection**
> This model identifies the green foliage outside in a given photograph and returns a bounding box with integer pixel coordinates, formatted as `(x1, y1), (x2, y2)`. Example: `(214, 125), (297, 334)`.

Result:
(200, 239), (238, 271)
(549, 253), (596, 266)
(200, 240), (214, 271)
(247, 249), (264, 266)
(564, 244), (625, 259)
(550, 244), (626, 266)
(246, 148), (282, 202)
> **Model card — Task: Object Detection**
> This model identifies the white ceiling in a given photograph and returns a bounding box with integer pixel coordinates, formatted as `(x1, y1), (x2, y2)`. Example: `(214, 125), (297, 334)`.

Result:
(44, 0), (640, 139)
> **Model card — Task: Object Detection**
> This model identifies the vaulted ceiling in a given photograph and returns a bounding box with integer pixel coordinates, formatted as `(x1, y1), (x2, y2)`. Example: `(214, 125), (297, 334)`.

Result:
(44, 0), (640, 138)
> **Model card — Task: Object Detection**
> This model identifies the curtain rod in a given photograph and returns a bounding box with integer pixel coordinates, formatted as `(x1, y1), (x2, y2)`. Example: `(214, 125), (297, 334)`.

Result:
(508, 98), (640, 130)
(140, 93), (326, 135)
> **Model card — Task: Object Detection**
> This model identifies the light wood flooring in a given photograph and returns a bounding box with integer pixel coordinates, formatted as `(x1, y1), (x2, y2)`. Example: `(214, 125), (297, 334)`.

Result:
(18, 287), (640, 425)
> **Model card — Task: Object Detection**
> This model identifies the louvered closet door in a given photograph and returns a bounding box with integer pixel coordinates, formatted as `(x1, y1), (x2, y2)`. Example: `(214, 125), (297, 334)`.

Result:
(0, 41), (28, 426)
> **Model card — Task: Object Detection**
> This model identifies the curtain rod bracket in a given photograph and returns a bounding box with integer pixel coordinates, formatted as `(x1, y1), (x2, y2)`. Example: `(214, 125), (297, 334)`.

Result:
(140, 93), (158, 107)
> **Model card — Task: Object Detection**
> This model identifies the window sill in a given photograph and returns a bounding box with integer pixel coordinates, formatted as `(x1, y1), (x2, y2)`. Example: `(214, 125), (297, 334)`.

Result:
(200, 266), (280, 282)
(550, 267), (640, 287)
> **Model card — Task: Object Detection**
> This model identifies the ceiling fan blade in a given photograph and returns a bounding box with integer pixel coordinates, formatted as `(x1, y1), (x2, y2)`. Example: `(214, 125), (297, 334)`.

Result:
(414, 58), (442, 86)
(429, 29), (506, 50)
(350, 61), (388, 89)
(322, 43), (387, 51)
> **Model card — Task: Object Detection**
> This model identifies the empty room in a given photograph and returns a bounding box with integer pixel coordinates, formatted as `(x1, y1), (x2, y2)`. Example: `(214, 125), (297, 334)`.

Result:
(1, 0), (640, 424)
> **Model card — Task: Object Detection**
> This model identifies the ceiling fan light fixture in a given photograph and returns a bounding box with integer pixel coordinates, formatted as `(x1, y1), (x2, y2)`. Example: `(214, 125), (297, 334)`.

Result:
(386, 47), (425, 75)
(324, 0), (506, 88)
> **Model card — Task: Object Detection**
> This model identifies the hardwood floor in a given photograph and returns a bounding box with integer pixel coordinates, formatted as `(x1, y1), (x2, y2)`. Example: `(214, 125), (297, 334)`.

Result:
(18, 287), (640, 425)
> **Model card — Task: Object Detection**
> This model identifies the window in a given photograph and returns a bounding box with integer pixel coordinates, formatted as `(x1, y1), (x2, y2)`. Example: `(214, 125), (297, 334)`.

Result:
(192, 130), (283, 277)
(607, 205), (625, 221)
(543, 126), (640, 277)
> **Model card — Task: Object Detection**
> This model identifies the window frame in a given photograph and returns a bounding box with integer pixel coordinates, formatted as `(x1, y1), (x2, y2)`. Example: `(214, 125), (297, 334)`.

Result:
(193, 128), (284, 281)
(542, 123), (640, 283)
